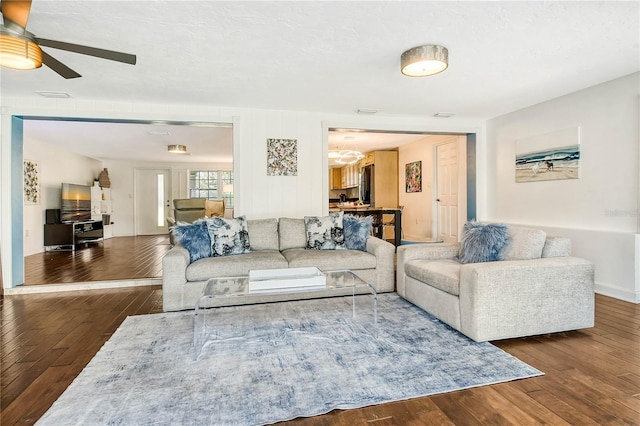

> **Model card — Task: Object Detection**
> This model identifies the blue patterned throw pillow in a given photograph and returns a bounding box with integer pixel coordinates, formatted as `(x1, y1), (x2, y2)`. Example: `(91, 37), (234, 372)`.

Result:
(304, 212), (346, 250)
(343, 214), (372, 251)
(458, 221), (508, 264)
(172, 219), (212, 263)
(207, 216), (252, 257)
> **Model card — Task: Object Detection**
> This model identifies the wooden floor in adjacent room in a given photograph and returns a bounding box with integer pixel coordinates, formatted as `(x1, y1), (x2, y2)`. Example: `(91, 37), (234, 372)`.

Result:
(1, 287), (638, 425)
(23, 235), (172, 285)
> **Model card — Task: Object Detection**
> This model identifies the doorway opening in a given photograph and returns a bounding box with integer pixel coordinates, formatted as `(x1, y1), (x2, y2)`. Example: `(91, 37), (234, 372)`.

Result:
(7, 116), (234, 289)
(327, 128), (475, 242)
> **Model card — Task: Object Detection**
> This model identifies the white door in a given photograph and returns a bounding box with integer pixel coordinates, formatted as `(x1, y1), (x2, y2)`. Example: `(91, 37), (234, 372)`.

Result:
(436, 141), (459, 243)
(135, 169), (170, 235)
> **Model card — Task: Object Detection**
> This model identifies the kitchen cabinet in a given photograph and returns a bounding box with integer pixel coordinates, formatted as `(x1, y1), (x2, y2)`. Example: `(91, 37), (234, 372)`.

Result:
(330, 168), (342, 190)
(330, 164), (359, 190)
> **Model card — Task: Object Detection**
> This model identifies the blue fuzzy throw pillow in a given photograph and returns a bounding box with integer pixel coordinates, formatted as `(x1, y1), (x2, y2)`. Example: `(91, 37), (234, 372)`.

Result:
(343, 214), (373, 251)
(458, 221), (508, 264)
(172, 219), (212, 263)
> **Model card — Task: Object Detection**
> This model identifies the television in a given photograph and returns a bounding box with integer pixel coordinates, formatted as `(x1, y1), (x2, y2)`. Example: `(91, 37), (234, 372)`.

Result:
(61, 182), (92, 223)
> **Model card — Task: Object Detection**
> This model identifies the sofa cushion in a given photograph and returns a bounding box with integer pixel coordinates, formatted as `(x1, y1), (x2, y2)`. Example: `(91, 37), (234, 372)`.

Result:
(278, 218), (307, 250)
(343, 214), (372, 251)
(304, 212), (346, 250)
(542, 236), (572, 258)
(499, 226), (547, 260)
(207, 216), (251, 257)
(171, 219), (211, 263)
(282, 248), (376, 271)
(405, 259), (461, 296)
(186, 250), (288, 281)
(247, 218), (279, 251)
(458, 221), (508, 263)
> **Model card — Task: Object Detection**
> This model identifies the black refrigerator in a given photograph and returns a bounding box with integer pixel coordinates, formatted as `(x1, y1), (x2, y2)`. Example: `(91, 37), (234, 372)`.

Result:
(360, 164), (374, 205)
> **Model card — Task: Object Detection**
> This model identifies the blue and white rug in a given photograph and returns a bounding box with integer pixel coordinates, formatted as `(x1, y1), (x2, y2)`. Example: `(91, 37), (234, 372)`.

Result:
(37, 294), (542, 425)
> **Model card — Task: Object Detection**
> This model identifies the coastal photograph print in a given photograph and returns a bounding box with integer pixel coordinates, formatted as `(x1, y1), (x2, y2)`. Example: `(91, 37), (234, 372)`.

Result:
(515, 127), (580, 183)
(267, 138), (298, 176)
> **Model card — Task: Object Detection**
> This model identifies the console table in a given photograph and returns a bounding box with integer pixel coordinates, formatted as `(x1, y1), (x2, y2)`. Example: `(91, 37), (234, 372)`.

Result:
(44, 220), (104, 251)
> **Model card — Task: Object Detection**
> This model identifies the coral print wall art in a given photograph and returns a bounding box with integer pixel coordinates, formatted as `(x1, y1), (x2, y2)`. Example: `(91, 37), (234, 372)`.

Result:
(24, 159), (40, 204)
(515, 127), (580, 183)
(267, 138), (298, 176)
(405, 160), (422, 193)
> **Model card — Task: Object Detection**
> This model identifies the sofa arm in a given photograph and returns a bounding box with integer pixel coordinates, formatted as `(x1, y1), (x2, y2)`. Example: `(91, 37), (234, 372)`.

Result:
(396, 243), (459, 296)
(459, 256), (595, 341)
(365, 236), (396, 292)
(162, 245), (190, 311)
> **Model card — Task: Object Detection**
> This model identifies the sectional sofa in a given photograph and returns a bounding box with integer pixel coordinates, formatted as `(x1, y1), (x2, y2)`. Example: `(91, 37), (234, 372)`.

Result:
(163, 217), (396, 311)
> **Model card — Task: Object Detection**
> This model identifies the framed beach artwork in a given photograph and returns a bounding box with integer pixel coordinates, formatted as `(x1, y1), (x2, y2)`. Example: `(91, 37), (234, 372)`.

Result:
(23, 159), (40, 204)
(515, 127), (581, 183)
(267, 138), (298, 176)
(405, 160), (422, 193)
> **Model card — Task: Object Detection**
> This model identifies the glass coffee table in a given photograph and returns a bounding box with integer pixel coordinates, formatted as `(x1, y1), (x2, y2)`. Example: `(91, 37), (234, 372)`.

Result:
(193, 268), (377, 359)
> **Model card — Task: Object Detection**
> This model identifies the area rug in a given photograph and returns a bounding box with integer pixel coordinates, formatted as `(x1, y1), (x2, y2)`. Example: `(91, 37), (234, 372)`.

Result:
(37, 294), (542, 425)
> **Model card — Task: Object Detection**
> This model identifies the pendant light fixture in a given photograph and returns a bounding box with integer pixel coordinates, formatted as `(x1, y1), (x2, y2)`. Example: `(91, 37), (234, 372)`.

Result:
(401, 45), (448, 77)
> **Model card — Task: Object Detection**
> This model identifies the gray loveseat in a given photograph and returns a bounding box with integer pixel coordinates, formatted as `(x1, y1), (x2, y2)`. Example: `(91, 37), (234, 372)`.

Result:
(396, 225), (595, 342)
(163, 217), (396, 311)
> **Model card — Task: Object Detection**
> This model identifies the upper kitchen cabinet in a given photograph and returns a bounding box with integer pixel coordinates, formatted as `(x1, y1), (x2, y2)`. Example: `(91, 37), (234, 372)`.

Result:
(329, 164), (359, 190)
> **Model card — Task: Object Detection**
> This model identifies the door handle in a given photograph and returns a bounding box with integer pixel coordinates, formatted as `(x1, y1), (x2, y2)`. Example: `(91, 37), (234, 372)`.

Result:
(436, 198), (441, 202)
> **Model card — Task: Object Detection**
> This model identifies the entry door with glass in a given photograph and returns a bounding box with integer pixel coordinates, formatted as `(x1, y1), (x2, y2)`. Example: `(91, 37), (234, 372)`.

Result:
(135, 168), (170, 235)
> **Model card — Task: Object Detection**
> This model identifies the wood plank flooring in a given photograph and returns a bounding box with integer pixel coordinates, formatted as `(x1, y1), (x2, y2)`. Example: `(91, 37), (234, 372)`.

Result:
(1, 288), (638, 425)
(24, 235), (171, 285)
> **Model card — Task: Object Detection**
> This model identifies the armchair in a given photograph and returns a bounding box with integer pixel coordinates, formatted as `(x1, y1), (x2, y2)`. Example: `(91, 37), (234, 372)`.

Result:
(396, 225), (595, 342)
(205, 199), (225, 218)
(173, 198), (206, 223)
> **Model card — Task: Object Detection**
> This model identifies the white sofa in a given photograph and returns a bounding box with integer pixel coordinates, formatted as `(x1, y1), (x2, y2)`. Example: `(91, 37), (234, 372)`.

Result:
(396, 225), (595, 342)
(163, 217), (396, 311)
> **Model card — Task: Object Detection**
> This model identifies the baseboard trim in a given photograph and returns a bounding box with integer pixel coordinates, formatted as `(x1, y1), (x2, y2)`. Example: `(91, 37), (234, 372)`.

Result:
(3, 278), (162, 295)
(595, 281), (639, 304)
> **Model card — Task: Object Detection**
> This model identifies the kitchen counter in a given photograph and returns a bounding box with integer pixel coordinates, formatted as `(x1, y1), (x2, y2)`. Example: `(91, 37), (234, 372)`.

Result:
(330, 206), (403, 246)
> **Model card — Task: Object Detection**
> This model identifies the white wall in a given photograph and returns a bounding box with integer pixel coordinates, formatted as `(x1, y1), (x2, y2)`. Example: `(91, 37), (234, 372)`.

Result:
(486, 72), (640, 302)
(1, 99), (485, 287)
(23, 138), (102, 255)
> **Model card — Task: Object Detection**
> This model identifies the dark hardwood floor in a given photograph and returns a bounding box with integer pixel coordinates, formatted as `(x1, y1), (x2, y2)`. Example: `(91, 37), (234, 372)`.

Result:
(24, 235), (172, 285)
(1, 286), (638, 425)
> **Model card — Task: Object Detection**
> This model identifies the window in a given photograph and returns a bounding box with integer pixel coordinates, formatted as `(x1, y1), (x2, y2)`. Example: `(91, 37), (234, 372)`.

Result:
(189, 170), (234, 207)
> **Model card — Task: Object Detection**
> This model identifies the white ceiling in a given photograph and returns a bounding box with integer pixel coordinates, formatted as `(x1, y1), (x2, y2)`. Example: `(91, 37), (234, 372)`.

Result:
(3, 1), (639, 162)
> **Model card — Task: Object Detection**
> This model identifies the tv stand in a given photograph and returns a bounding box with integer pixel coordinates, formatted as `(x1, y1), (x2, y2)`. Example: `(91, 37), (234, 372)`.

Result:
(44, 220), (104, 251)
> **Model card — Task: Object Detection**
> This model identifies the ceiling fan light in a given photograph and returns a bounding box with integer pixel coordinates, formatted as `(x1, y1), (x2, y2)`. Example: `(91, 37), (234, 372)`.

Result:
(0, 33), (42, 70)
(401, 45), (448, 77)
(167, 144), (188, 154)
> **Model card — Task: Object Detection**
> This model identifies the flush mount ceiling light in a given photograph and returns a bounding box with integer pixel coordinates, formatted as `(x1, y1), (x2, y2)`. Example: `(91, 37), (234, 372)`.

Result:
(401, 45), (448, 77)
(167, 144), (187, 154)
(0, 30), (42, 70)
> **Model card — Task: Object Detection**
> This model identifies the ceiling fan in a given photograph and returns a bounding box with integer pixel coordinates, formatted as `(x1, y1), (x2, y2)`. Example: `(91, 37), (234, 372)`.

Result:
(0, 0), (136, 78)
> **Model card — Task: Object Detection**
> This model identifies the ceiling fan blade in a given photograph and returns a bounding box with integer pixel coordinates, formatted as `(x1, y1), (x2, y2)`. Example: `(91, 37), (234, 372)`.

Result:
(36, 38), (136, 65)
(1, 0), (31, 30)
(41, 50), (81, 79)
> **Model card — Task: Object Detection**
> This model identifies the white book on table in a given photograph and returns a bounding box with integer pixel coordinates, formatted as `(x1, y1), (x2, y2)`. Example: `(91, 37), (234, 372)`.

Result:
(248, 267), (327, 293)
